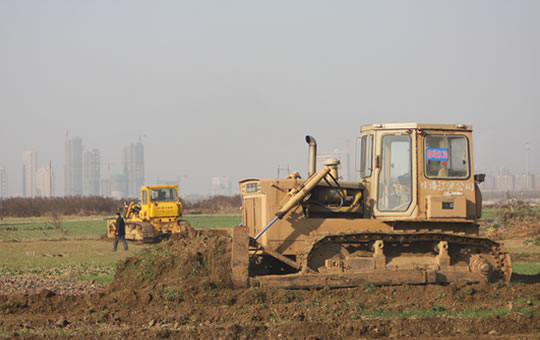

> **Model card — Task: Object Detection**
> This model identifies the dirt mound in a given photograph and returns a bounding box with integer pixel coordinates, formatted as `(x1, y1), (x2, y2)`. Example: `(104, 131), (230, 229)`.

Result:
(108, 225), (232, 308)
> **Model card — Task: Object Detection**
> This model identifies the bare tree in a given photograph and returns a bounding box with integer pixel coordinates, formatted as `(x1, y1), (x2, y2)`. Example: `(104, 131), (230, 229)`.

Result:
(49, 212), (68, 238)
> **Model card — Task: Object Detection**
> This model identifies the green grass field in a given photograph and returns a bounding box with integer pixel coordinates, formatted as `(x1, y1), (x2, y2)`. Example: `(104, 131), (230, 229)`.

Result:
(513, 263), (540, 275)
(183, 214), (241, 229)
(480, 207), (496, 221)
(0, 214), (241, 241)
(0, 240), (150, 283)
(0, 216), (106, 241)
(481, 206), (540, 222)
(0, 214), (241, 283)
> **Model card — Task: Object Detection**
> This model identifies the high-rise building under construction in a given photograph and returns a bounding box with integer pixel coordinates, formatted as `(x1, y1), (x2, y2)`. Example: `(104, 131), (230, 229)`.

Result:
(83, 149), (100, 196)
(65, 136), (83, 196)
(22, 150), (37, 197)
(36, 165), (54, 197)
(0, 167), (7, 198)
(123, 141), (144, 198)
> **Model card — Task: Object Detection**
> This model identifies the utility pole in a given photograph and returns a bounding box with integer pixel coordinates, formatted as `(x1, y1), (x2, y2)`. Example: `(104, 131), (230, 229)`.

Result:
(49, 160), (53, 197)
(525, 143), (530, 190)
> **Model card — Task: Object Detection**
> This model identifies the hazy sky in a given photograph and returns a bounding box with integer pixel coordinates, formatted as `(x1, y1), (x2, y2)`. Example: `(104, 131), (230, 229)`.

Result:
(1, 1), (539, 196)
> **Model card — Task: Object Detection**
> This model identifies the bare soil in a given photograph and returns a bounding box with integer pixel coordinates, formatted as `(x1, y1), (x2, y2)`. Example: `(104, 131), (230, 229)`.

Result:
(1, 228), (540, 339)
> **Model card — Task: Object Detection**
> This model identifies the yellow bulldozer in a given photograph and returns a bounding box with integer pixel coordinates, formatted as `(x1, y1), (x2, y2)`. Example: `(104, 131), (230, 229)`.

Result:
(231, 123), (512, 288)
(107, 185), (190, 243)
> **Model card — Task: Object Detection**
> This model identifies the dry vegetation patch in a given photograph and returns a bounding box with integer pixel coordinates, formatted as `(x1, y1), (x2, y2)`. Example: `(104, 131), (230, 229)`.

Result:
(487, 200), (540, 241)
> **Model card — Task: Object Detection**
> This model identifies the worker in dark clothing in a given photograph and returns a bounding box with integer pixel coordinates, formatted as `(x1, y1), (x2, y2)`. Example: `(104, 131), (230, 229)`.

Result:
(113, 212), (128, 251)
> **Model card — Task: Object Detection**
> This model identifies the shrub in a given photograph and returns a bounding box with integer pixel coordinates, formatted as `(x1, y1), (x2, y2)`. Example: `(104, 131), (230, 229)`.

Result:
(491, 200), (540, 239)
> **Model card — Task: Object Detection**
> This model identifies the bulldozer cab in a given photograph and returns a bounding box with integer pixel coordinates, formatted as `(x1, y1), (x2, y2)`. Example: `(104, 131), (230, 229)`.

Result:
(139, 185), (182, 220)
(358, 123), (478, 221)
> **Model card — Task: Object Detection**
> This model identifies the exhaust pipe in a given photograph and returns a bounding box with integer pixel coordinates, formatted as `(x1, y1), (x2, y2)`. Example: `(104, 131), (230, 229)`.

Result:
(305, 135), (317, 177)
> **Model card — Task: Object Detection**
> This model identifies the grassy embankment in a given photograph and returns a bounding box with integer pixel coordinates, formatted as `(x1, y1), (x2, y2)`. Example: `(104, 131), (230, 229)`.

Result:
(0, 214), (241, 241)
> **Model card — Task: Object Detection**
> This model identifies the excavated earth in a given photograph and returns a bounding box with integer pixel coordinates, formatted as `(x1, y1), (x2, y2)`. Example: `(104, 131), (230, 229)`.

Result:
(1, 227), (540, 339)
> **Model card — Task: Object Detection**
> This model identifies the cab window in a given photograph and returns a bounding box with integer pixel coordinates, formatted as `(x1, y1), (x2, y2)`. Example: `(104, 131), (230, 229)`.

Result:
(424, 135), (469, 179)
(360, 134), (373, 178)
(150, 188), (178, 202)
(142, 190), (147, 204)
(378, 134), (412, 211)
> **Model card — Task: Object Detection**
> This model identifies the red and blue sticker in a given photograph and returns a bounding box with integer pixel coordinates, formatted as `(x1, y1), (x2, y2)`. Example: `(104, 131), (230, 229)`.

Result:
(426, 148), (448, 161)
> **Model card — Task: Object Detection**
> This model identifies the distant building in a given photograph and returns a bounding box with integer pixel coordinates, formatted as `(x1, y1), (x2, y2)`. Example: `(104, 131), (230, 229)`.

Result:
(478, 168), (540, 193)
(0, 167), (7, 198)
(492, 168), (512, 177)
(100, 178), (111, 197)
(110, 174), (128, 199)
(100, 163), (112, 197)
(494, 175), (515, 191)
(515, 173), (534, 191)
(22, 150), (37, 197)
(479, 171), (496, 191)
(123, 141), (144, 198)
(36, 165), (54, 197)
(65, 136), (83, 196)
(83, 149), (100, 196)
(211, 177), (231, 196)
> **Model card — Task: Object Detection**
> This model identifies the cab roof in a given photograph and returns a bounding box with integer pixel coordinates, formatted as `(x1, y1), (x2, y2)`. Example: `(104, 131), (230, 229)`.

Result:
(141, 185), (178, 189)
(361, 123), (472, 133)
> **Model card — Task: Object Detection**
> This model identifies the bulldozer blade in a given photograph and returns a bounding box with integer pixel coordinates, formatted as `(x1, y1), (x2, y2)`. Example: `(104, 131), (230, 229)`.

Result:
(249, 237), (302, 271)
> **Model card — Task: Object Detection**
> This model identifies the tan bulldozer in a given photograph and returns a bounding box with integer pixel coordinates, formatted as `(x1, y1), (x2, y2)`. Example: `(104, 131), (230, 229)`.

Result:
(231, 123), (511, 288)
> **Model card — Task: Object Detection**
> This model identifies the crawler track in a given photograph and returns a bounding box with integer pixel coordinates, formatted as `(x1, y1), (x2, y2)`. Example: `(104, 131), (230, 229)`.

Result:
(251, 232), (511, 288)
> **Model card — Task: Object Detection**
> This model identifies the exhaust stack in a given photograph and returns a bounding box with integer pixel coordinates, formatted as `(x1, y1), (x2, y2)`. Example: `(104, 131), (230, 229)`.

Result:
(305, 135), (317, 177)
